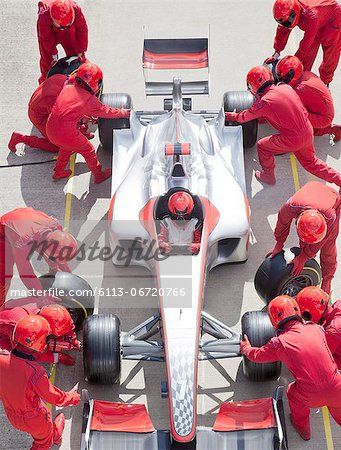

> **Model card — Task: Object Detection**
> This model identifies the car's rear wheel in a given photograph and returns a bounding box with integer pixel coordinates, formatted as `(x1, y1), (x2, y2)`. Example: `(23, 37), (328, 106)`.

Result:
(83, 314), (121, 384)
(241, 311), (281, 381)
(223, 91), (258, 149)
(39, 272), (94, 332)
(46, 55), (82, 78)
(254, 247), (322, 304)
(98, 93), (132, 151)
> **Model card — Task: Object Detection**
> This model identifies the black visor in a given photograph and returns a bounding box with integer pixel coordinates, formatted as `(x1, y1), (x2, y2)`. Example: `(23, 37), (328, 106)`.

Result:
(278, 68), (295, 84)
(276, 10), (296, 28)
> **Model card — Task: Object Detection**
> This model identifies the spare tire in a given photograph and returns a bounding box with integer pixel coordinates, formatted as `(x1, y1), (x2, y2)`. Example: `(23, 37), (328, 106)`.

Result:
(223, 91), (258, 149)
(98, 93), (132, 151)
(46, 55), (82, 78)
(241, 311), (281, 381)
(39, 272), (94, 332)
(254, 247), (322, 304)
(83, 314), (121, 384)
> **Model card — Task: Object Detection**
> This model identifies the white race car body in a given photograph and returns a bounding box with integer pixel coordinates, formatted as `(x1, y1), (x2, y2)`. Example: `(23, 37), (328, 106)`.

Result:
(108, 80), (250, 442)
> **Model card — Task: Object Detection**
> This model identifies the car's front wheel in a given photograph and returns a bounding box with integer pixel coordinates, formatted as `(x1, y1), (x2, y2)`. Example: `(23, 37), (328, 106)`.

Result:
(83, 314), (121, 384)
(241, 311), (281, 381)
(98, 93), (132, 151)
(223, 90), (258, 149)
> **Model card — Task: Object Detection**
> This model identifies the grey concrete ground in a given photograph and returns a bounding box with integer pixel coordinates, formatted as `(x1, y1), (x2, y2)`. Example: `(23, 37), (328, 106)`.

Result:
(0, 0), (340, 449)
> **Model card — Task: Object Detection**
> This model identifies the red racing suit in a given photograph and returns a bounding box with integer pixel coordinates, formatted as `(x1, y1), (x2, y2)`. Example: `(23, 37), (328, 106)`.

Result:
(158, 218), (202, 254)
(18, 74), (68, 153)
(0, 208), (69, 307)
(0, 306), (76, 364)
(273, 181), (341, 293)
(46, 82), (129, 178)
(243, 320), (341, 435)
(323, 300), (341, 369)
(230, 84), (341, 187)
(37, 0), (88, 83)
(294, 71), (335, 135)
(0, 349), (78, 449)
(273, 0), (341, 84)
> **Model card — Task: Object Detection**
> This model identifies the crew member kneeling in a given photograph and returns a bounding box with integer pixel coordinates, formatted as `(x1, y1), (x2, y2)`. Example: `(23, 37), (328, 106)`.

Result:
(276, 55), (341, 141)
(0, 303), (80, 365)
(241, 295), (341, 441)
(0, 315), (80, 449)
(297, 286), (341, 369)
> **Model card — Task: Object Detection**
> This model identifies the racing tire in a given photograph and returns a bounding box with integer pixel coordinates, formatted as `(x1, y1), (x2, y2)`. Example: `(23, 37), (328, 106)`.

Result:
(83, 314), (121, 384)
(39, 272), (94, 332)
(98, 93), (132, 151)
(223, 91), (258, 149)
(46, 55), (82, 78)
(241, 311), (281, 381)
(254, 246), (322, 304)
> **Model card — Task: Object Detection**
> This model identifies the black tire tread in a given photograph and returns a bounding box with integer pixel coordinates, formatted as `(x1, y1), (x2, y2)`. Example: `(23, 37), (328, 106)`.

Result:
(98, 93), (132, 151)
(223, 91), (258, 149)
(241, 311), (281, 381)
(83, 314), (121, 385)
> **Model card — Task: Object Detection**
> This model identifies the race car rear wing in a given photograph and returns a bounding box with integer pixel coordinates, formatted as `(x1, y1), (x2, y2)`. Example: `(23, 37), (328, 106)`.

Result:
(80, 386), (288, 449)
(143, 38), (209, 96)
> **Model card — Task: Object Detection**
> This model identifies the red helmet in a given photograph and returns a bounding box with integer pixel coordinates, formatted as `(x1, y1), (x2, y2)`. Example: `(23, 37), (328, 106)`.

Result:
(50, 0), (75, 29)
(296, 210), (327, 244)
(75, 62), (103, 94)
(247, 66), (274, 96)
(273, 0), (301, 29)
(13, 315), (50, 353)
(296, 286), (329, 323)
(168, 192), (194, 217)
(44, 230), (78, 263)
(268, 295), (301, 329)
(39, 304), (74, 337)
(276, 55), (303, 86)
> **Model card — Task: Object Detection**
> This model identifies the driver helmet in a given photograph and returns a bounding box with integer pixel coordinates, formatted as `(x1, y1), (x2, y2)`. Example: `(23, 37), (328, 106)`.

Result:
(168, 192), (194, 219)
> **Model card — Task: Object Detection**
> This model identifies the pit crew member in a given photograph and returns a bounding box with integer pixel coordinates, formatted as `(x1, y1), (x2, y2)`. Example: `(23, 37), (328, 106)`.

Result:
(241, 295), (341, 441)
(265, 0), (341, 85)
(0, 207), (77, 307)
(266, 181), (340, 293)
(0, 303), (80, 365)
(0, 315), (80, 449)
(296, 286), (341, 368)
(276, 55), (341, 141)
(46, 61), (130, 183)
(37, 0), (88, 83)
(225, 66), (341, 187)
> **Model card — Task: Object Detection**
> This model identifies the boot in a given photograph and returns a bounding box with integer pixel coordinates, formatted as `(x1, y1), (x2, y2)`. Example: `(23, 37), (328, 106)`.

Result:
(94, 168), (112, 184)
(53, 169), (72, 181)
(8, 132), (24, 152)
(290, 414), (311, 441)
(331, 125), (341, 143)
(255, 170), (276, 185)
(53, 151), (72, 181)
(53, 413), (66, 446)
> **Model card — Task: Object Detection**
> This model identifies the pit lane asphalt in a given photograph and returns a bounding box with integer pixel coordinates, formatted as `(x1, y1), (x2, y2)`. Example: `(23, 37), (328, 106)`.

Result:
(0, 1), (340, 449)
